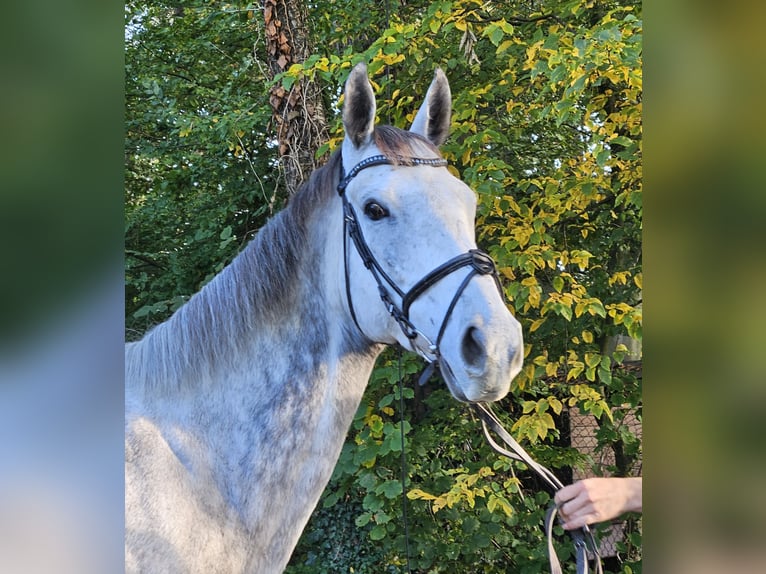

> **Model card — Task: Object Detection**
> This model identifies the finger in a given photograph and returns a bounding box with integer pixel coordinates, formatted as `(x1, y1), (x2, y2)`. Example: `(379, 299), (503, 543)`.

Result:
(562, 509), (602, 530)
(560, 494), (591, 519)
(554, 483), (582, 506)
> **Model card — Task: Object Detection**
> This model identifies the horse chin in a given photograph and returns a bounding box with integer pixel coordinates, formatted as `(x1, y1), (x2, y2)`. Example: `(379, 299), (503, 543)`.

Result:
(439, 359), (509, 404)
(440, 361), (469, 402)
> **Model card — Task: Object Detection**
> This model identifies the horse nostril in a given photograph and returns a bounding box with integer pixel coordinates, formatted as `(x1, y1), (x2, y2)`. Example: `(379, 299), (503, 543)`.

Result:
(461, 326), (486, 371)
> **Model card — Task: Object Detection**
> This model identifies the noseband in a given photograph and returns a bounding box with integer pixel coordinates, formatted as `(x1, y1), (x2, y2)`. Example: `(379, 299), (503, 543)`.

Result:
(337, 153), (502, 362)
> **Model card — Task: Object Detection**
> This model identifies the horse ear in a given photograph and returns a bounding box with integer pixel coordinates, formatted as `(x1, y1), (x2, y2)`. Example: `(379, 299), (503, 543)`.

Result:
(410, 68), (452, 147)
(342, 63), (376, 149)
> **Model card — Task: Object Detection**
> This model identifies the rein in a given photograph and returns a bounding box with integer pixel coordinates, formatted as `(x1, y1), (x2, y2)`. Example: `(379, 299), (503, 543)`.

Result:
(472, 403), (604, 574)
(337, 153), (603, 574)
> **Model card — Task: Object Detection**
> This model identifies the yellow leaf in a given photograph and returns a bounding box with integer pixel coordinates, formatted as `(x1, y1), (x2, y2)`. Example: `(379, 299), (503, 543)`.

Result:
(478, 466), (494, 478)
(521, 401), (536, 414)
(407, 488), (437, 501)
(496, 39), (513, 54)
(545, 362), (558, 377)
(488, 494), (513, 517)
(432, 498), (447, 513)
(567, 362), (584, 381)
(520, 361), (533, 380)
(608, 271), (630, 286)
(582, 330), (594, 344)
(527, 286), (541, 308)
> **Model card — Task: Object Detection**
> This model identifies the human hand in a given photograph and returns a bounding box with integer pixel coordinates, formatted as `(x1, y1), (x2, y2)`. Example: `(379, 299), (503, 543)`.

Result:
(554, 477), (642, 530)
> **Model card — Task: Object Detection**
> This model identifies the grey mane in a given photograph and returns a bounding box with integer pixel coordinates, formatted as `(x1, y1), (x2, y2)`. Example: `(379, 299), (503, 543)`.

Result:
(126, 127), (441, 395)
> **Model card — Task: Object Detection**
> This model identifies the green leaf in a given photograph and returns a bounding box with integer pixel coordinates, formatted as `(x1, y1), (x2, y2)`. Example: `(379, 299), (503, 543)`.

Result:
(596, 148), (611, 167)
(484, 23), (505, 47)
(369, 524), (387, 541)
(462, 517), (480, 533)
(368, 414), (384, 434)
(377, 480), (403, 499)
(585, 352), (601, 368)
(598, 366), (612, 384)
(469, 532), (491, 548)
(555, 302), (573, 321)
(378, 393), (394, 408)
(610, 135), (634, 147)
(588, 300), (607, 318)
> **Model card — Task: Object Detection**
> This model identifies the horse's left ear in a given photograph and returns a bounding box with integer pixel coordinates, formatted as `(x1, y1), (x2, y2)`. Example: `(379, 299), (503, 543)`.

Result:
(410, 68), (452, 147)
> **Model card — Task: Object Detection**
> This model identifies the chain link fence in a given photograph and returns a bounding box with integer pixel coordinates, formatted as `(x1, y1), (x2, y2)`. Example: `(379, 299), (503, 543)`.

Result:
(569, 405), (642, 560)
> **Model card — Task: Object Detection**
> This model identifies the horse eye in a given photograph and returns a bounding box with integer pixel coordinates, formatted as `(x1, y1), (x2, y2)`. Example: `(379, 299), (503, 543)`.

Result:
(363, 201), (389, 221)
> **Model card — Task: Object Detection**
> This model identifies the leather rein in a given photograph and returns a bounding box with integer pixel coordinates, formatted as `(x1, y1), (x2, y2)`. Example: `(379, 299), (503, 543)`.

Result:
(473, 403), (604, 574)
(337, 153), (603, 574)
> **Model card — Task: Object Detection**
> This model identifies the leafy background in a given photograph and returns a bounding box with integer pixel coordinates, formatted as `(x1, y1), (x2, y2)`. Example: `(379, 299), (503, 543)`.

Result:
(125, 0), (642, 572)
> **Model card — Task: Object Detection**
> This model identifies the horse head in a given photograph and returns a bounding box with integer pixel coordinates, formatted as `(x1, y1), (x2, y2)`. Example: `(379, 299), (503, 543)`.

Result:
(337, 63), (523, 403)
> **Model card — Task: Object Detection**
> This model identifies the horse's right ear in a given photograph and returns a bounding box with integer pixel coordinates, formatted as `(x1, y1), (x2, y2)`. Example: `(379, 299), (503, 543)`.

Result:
(342, 63), (376, 149)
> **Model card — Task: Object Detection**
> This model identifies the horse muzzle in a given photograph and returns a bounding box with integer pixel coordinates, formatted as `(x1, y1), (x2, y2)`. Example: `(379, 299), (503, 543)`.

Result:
(420, 289), (523, 403)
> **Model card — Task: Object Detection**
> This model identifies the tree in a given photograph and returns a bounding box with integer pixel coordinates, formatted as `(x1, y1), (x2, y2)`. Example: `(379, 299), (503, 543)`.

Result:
(125, 0), (642, 571)
(125, 1), (282, 337)
(264, 0), (330, 194)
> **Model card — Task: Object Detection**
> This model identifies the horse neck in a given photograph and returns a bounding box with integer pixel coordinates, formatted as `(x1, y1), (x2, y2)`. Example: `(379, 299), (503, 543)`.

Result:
(193, 205), (382, 567)
(128, 198), (384, 570)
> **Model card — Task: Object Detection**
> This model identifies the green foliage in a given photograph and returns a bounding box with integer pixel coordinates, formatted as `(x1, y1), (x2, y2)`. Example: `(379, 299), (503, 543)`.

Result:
(126, 0), (641, 571)
(125, 1), (281, 338)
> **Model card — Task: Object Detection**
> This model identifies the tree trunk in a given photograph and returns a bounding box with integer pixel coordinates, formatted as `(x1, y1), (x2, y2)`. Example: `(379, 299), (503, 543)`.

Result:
(263, 0), (329, 196)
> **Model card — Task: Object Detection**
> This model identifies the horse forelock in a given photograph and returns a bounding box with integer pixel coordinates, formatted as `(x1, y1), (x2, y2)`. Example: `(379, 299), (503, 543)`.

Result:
(372, 125), (442, 164)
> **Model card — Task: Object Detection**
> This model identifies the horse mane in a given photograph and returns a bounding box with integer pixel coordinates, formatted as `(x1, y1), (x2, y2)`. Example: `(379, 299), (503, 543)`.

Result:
(126, 126), (442, 394)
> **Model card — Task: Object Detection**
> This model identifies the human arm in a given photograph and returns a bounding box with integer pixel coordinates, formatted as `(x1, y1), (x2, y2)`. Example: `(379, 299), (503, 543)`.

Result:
(553, 477), (642, 530)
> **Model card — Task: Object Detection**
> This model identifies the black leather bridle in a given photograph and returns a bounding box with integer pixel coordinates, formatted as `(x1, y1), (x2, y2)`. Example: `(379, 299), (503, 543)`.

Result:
(337, 153), (604, 574)
(337, 153), (503, 363)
